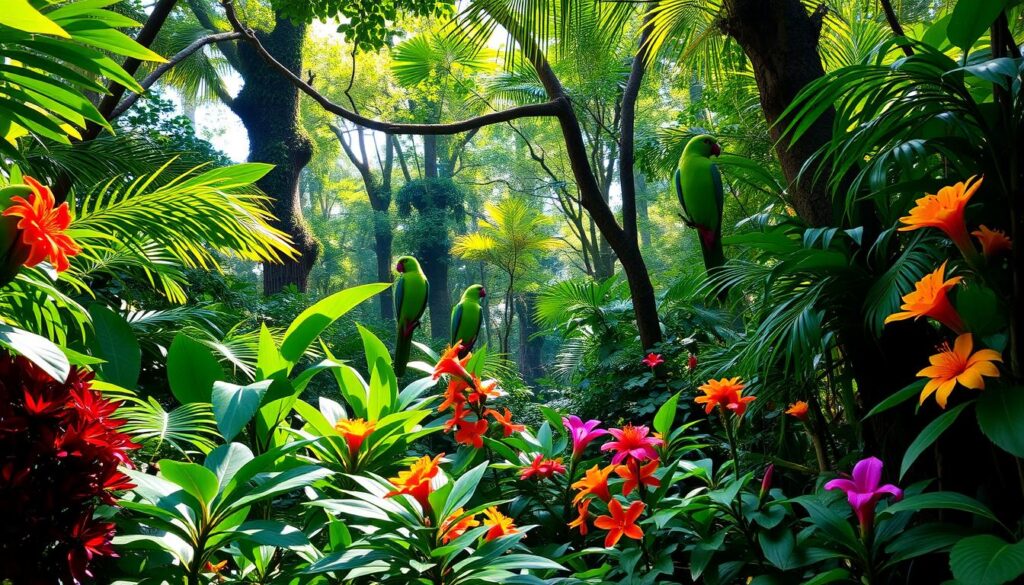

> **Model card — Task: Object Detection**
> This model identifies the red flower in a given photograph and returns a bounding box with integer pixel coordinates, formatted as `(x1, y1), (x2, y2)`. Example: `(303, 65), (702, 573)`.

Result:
(454, 417), (490, 449)
(2, 176), (80, 272)
(0, 351), (136, 582)
(687, 353), (698, 371)
(67, 513), (117, 583)
(519, 454), (566, 480)
(642, 353), (664, 368)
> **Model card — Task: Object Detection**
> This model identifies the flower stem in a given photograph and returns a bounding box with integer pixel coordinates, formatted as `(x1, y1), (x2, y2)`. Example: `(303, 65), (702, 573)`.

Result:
(718, 407), (741, 480)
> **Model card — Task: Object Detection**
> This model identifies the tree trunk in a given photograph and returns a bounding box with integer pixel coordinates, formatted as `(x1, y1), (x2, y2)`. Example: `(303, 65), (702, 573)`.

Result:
(516, 293), (543, 382)
(723, 0), (836, 227)
(374, 224), (394, 319)
(636, 172), (653, 249)
(232, 17), (317, 294)
(620, 6), (656, 245)
(422, 251), (451, 342)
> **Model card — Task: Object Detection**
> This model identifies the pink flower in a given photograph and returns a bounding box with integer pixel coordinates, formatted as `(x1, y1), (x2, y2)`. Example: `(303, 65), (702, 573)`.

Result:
(642, 353), (664, 368)
(760, 464), (774, 498)
(601, 424), (663, 465)
(563, 415), (608, 458)
(825, 456), (902, 536)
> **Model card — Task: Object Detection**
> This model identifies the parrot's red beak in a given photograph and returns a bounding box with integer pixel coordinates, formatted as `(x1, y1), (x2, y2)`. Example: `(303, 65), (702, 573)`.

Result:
(711, 143), (722, 157)
(395, 261), (404, 273)
(479, 288), (486, 298)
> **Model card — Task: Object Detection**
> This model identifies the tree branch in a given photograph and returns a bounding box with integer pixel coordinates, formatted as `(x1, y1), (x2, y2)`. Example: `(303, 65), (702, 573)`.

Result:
(878, 0), (913, 56)
(218, 0), (563, 135)
(620, 4), (657, 244)
(87, 0), (180, 138)
(109, 32), (243, 120)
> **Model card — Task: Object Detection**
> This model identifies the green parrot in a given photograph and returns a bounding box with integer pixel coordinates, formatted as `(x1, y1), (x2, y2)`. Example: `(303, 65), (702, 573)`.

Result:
(674, 134), (725, 272)
(450, 284), (486, 357)
(393, 256), (429, 377)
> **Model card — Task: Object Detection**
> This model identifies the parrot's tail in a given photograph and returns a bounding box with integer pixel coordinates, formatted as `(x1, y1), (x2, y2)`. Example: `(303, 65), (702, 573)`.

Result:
(697, 227), (726, 272)
(394, 332), (412, 377)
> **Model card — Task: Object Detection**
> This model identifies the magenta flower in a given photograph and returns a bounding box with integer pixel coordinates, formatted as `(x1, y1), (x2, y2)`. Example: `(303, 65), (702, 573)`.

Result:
(760, 463), (774, 498)
(825, 456), (902, 536)
(563, 415), (608, 458)
(600, 424), (663, 465)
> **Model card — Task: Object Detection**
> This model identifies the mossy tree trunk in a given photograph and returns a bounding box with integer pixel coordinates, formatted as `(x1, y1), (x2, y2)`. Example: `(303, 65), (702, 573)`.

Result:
(231, 16), (317, 295)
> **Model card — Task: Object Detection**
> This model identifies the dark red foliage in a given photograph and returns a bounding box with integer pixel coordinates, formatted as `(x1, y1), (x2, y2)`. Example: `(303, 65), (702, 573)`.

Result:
(0, 351), (138, 584)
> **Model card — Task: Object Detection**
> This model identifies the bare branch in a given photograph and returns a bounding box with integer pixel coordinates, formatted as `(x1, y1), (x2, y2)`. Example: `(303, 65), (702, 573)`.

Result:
(219, 0), (564, 135)
(109, 32), (243, 120)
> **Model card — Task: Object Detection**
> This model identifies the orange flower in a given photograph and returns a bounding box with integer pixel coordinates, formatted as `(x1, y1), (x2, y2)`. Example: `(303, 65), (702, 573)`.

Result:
(468, 377), (503, 403)
(439, 508), (480, 544)
(572, 464), (615, 504)
(785, 401), (809, 421)
(438, 377), (469, 412)
(386, 453), (444, 512)
(2, 176), (80, 272)
(884, 261), (964, 333)
(568, 498), (591, 535)
(434, 343), (472, 381)
(972, 225), (1012, 257)
(485, 407), (525, 437)
(917, 333), (1001, 408)
(454, 417), (489, 449)
(593, 499), (645, 548)
(481, 507), (518, 541)
(204, 559), (228, 573)
(898, 176), (981, 255)
(695, 377), (756, 417)
(615, 459), (660, 496)
(334, 418), (375, 458)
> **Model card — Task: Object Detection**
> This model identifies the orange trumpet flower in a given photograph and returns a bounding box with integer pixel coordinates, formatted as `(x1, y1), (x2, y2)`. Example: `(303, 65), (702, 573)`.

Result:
(917, 333), (1001, 408)
(884, 261), (964, 333)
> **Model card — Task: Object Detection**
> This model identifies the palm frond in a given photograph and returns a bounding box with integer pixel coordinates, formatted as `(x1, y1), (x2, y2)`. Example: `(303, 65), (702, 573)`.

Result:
(72, 161), (297, 274)
(117, 397), (220, 456)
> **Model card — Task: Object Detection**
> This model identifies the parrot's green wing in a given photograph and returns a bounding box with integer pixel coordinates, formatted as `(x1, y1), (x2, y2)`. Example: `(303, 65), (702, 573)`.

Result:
(674, 167), (692, 224)
(450, 303), (463, 346)
(394, 277), (405, 322)
(711, 163), (724, 221)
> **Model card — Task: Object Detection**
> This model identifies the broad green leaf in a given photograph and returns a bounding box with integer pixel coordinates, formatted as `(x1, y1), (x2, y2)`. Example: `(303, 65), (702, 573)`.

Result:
(441, 462), (488, 520)
(167, 334), (224, 404)
(653, 391), (681, 437)
(977, 384), (1024, 457)
(1, 0), (69, 36)
(204, 443), (254, 493)
(280, 283), (390, 364)
(0, 323), (69, 382)
(950, 535), (1024, 585)
(900, 402), (970, 479)
(256, 323), (286, 379)
(758, 526), (796, 571)
(211, 380), (272, 441)
(883, 492), (998, 523)
(358, 323), (391, 371)
(159, 460), (219, 507)
(947, 0), (1010, 51)
(87, 304), (140, 388)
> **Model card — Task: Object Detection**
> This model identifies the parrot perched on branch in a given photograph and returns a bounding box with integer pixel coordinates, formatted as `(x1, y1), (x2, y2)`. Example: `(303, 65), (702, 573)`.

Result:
(674, 134), (725, 272)
(393, 256), (428, 377)
(451, 284), (486, 357)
